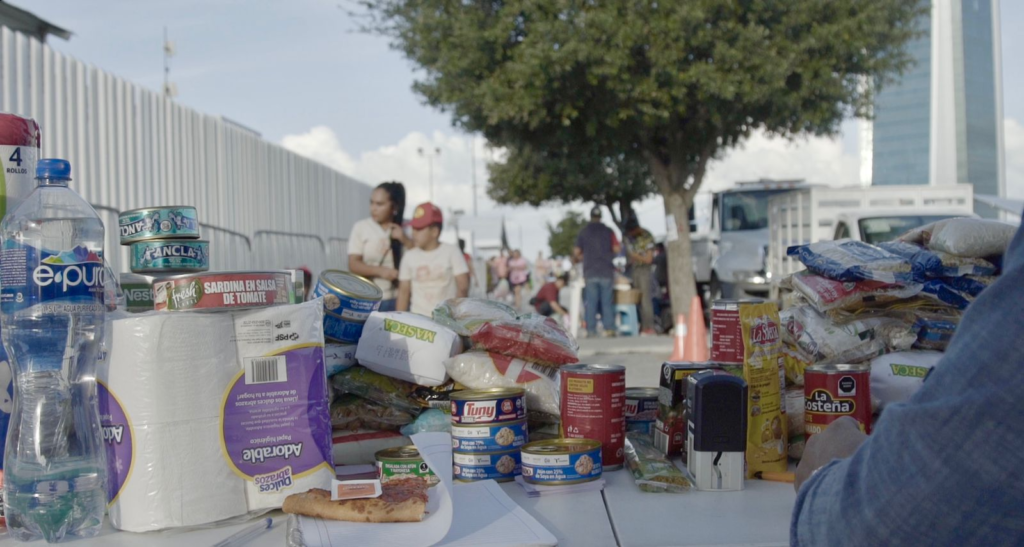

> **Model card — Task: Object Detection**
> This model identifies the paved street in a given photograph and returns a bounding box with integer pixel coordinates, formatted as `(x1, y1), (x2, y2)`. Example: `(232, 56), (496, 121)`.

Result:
(577, 335), (673, 389)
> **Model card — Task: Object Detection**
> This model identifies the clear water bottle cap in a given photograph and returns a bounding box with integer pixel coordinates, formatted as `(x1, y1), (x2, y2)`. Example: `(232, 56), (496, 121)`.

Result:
(36, 158), (72, 181)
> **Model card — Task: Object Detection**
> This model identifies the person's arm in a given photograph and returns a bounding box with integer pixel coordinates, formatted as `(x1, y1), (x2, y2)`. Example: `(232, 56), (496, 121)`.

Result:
(396, 280), (411, 311)
(389, 224), (413, 249)
(572, 246), (583, 264)
(348, 254), (397, 281)
(611, 232), (622, 255)
(640, 248), (655, 265)
(455, 273), (470, 297)
(791, 225), (1024, 545)
(551, 301), (569, 315)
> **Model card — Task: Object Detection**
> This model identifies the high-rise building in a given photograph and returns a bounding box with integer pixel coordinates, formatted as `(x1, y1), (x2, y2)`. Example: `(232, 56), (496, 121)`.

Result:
(866, 0), (1004, 218)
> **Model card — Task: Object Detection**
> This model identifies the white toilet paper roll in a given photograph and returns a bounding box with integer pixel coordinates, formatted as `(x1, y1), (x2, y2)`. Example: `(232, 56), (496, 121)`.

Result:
(109, 418), (248, 532)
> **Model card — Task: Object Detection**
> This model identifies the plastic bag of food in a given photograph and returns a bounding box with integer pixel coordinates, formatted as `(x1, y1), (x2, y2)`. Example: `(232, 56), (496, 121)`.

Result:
(355, 311), (462, 387)
(900, 218), (1017, 258)
(912, 310), (961, 351)
(399, 409), (451, 436)
(920, 279), (973, 310)
(878, 241), (997, 279)
(785, 387), (806, 459)
(432, 297), (519, 337)
(331, 366), (422, 415)
(781, 305), (914, 364)
(782, 342), (814, 386)
(471, 315), (579, 366)
(738, 301), (788, 477)
(330, 394), (417, 431)
(943, 275), (996, 297)
(411, 380), (460, 413)
(624, 432), (694, 493)
(787, 239), (916, 284)
(869, 351), (943, 412)
(443, 351), (560, 416)
(324, 343), (358, 377)
(787, 271), (921, 313)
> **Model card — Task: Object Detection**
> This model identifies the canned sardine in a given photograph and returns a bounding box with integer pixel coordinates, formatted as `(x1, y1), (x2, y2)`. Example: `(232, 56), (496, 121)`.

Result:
(451, 420), (528, 453)
(130, 239), (209, 273)
(152, 271), (293, 311)
(624, 387), (659, 435)
(521, 439), (602, 485)
(453, 450), (521, 482)
(119, 206), (200, 245)
(375, 446), (438, 486)
(450, 388), (527, 425)
(313, 270), (382, 343)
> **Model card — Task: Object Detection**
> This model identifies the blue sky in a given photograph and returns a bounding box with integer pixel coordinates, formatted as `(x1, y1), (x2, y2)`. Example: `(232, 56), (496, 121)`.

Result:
(21, 0), (1024, 255)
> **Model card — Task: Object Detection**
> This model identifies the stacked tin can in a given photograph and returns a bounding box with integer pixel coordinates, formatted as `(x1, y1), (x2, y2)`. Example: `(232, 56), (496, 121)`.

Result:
(310, 270), (383, 343)
(118, 206), (207, 312)
(450, 388), (528, 482)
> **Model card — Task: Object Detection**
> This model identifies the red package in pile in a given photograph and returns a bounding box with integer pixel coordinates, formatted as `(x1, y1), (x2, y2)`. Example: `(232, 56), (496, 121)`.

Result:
(471, 316), (579, 367)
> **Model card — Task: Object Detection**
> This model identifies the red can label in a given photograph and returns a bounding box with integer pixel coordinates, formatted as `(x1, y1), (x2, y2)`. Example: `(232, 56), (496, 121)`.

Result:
(152, 272), (292, 311)
(710, 306), (743, 363)
(560, 366), (626, 468)
(804, 367), (872, 439)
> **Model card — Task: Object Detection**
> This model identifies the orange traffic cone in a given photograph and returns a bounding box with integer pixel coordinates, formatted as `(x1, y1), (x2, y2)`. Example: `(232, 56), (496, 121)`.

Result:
(669, 313), (687, 361)
(685, 296), (709, 362)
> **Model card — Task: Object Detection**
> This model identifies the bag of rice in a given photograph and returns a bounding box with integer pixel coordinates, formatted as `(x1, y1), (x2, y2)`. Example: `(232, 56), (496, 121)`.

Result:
(355, 312), (462, 386)
(471, 315), (579, 366)
(900, 218), (1016, 258)
(786, 239), (916, 284)
(788, 271), (921, 313)
(878, 241), (997, 279)
(781, 305), (914, 364)
(432, 297), (519, 337)
(870, 351), (943, 411)
(443, 351), (561, 416)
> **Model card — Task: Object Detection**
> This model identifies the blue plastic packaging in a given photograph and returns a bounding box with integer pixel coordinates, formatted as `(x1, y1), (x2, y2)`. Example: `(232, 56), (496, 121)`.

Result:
(787, 239), (916, 285)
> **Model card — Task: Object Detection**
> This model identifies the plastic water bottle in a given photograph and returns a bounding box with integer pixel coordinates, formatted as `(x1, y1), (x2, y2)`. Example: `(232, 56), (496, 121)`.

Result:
(0, 159), (107, 542)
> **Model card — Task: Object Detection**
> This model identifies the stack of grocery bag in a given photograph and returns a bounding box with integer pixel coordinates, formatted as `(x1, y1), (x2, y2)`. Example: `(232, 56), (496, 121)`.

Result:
(779, 218), (1017, 457)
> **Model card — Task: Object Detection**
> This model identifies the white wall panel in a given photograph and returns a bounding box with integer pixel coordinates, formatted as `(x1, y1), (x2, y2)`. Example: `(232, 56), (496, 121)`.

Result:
(0, 26), (371, 277)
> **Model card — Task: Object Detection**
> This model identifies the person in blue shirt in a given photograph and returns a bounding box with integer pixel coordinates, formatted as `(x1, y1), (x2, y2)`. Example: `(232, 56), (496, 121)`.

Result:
(791, 222), (1024, 545)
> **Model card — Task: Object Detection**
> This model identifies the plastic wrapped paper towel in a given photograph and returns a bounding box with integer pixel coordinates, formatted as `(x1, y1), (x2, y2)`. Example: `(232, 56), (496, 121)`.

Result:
(98, 300), (334, 532)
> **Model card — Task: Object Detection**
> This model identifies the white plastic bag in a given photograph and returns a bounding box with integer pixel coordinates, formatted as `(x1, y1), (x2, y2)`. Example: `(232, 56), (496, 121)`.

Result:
(870, 351), (943, 411)
(355, 311), (462, 386)
(901, 218), (1016, 258)
(443, 351), (560, 416)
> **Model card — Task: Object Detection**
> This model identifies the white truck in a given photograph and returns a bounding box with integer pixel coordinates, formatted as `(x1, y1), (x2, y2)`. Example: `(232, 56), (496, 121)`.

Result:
(688, 181), (974, 306)
(766, 184), (975, 297)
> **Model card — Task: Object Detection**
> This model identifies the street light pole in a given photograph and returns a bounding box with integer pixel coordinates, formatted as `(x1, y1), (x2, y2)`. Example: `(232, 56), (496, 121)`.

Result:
(418, 147), (441, 202)
(470, 135), (478, 217)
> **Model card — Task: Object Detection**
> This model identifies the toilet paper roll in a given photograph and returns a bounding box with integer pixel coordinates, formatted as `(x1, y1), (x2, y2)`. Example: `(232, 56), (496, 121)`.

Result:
(108, 418), (248, 532)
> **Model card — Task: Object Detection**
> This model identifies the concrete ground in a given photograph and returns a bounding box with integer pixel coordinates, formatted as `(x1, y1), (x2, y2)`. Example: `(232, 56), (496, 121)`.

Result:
(577, 335), (674, 389)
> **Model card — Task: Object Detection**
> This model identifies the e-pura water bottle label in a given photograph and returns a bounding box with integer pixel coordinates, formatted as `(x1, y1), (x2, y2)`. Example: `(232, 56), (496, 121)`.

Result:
(98, 381), (133, 505)
(0, 243), (105, 314)
(221, 345), (332, 494)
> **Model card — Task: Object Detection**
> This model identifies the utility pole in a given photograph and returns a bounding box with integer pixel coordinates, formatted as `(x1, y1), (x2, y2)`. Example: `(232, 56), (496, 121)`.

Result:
(470, 135), (478, 216)
(418, 147), (441, 202)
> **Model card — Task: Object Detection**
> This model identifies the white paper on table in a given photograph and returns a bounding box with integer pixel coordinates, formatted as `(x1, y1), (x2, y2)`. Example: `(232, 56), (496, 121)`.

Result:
(294, 432), (556, 547)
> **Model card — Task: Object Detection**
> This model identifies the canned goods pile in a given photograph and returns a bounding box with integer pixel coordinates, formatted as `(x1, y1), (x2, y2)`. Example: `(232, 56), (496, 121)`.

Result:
(450, 388), (528, 482)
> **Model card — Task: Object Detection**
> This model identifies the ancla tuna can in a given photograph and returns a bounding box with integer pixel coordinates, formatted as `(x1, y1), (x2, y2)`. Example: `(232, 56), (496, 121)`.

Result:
(118, 206), (200, 245)
(624, 387), (659, 435)
(560, 364), (626, 470)
(804, 364), (872, 440)
(711, 299), (765, 364)
(521, 439), (602, 485)
(312, 270), (382, 343)
(130, 239), (209, 273)
(450, 388), (527, 425)
(152, 271), (293, 311)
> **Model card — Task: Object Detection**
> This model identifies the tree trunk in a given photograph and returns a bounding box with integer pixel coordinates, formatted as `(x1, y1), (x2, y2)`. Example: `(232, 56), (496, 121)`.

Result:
(662, 190), (697, 324)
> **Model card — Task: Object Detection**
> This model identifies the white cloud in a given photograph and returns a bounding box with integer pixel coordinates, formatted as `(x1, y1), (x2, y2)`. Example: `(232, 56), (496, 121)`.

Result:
(280, 125), (865, 257)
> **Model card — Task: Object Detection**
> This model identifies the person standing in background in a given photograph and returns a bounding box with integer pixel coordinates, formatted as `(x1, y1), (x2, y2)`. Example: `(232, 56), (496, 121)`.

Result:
(574, 206), (621, 337)
(624, 215), (656, 335)
(397, 203), (470, 315)
(348, 182), (409, 311)
(508, 249), (530, 311)
(493, 249), (511, 302)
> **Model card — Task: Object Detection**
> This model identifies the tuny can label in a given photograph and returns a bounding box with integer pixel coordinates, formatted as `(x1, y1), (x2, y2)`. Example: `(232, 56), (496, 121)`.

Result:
(560, 364), (626, 470)
(804, 364), (872, 439)
(624, 387), (659, 435)
(152, 271), (293, 311)
(451, 420), (528, 453)
(521, 439), (602, 485)
(453, 450), (521, 482)
(711, 299), (764, 364)
(450, 388), (527, 425)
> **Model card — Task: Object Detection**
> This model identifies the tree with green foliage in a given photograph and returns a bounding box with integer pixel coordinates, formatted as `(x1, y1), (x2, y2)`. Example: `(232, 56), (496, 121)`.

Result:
(487, 143), (655, 231)
(360, 0), (926, 316)
(547, 210), (587, 259)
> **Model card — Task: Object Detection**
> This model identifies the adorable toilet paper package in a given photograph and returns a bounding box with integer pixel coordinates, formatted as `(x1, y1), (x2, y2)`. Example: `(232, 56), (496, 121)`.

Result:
(98, 299), (333, 532)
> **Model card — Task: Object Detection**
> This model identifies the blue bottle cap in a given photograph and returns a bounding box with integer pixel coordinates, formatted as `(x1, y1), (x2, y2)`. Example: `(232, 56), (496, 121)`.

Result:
(36, 158), (72, 181)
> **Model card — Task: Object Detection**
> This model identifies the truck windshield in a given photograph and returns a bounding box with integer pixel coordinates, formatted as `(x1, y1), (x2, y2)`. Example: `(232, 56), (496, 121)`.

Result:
(858, 215), (958, 244)
(721, 190), (784, 232)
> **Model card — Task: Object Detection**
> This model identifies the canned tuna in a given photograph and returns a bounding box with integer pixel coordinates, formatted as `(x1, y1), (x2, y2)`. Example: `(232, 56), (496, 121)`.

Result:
(624, 387), (659, 435)
(451, 420), (528, 453)
(313, 270), (382, 342)
(452, 450), (521, 482)
(450, 388), (527, 425)
(130, 239), (209, 273)
(521, 439), (602, 485)
(118, 206), (200, 244)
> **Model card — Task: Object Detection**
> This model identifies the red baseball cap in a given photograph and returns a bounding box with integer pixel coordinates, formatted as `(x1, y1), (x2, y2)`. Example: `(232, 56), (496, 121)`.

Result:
(410, 202), (444, 229)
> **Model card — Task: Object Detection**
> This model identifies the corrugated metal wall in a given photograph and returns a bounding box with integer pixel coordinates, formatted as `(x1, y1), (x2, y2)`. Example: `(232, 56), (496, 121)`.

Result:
(0, 26), (370, 278)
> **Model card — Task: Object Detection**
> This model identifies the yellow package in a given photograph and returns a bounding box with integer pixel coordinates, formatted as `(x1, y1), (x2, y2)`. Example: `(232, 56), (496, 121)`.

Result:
(739, 301), (788, 478)
(782, 342), (813, 386)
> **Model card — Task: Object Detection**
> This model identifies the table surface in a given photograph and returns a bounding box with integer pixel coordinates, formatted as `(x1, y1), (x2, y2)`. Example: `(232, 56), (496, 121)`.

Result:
(0, 472), (793, 546)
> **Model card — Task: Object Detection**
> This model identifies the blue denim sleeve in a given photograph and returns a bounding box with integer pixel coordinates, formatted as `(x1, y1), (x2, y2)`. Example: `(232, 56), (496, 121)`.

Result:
(791, 223), (1024, 545)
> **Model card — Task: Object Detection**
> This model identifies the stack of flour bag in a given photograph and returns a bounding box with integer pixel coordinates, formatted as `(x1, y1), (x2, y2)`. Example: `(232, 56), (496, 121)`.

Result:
(329, 299), (578, 463)
(779, 218), (1017, 458)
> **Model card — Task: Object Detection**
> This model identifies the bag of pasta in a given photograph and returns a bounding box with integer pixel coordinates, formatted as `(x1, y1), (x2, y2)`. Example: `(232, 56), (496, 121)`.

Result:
(330, 394), (417, 431)
(331, 366), (422, 414)
(432, 297), (519, 337)
(624, 432), (694, 493)
(787, 239), (915, 284)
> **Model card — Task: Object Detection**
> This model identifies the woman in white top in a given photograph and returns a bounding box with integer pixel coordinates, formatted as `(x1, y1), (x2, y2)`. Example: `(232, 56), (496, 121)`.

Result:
(348, 182), (410, 311)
